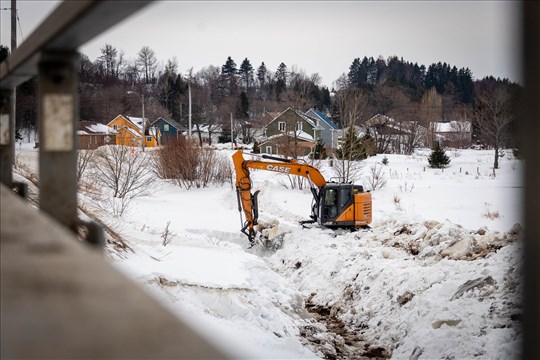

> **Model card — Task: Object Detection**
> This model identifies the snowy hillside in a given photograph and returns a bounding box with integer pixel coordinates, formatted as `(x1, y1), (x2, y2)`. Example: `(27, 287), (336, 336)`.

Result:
(14, 146), (523, 359)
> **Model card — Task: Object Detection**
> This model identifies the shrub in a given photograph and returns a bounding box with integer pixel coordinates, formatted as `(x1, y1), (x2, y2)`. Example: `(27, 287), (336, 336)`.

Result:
(154, 136), (232, 189)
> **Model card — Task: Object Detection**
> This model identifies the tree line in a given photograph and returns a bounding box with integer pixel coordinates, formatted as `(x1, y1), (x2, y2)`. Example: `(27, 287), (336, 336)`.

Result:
(1, 43), (521, 157)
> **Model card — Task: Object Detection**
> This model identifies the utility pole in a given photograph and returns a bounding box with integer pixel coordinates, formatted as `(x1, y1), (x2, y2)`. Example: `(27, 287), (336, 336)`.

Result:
(9, 0), (16, 184)
(127, 90), (145, 152)
(188, 81), (192, 138)
(141, 93), (145, 152)
(11, 1), (16, 51)
(230, 113), (233, 150)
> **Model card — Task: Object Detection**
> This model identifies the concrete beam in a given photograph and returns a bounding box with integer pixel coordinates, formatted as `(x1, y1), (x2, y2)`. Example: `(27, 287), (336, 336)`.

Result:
(0, 185), (227, 359)
(0, 0), (153, 90)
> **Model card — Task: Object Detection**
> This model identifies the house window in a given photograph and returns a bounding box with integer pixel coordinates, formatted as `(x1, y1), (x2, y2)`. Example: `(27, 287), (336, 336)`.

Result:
(131, 138), (135, 144)
(164, 124), (169, 132)
(296, 122), (303, 131)
(266, 146), (272, 154)
(113, 124), (118, 130)
(278, 121), (286, 132)
(146, 136), (152, 142)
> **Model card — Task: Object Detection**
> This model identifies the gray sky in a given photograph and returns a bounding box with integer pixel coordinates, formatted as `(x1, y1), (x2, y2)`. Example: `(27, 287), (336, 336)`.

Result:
(1, 1), (521, 88)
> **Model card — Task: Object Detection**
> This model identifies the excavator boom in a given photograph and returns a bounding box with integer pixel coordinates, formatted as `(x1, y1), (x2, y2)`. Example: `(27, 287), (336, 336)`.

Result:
(232, 150), (326, 243)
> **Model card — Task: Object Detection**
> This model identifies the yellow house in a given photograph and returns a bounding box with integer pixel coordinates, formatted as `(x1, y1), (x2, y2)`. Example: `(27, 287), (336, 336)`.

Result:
(107, 115), (159, 148)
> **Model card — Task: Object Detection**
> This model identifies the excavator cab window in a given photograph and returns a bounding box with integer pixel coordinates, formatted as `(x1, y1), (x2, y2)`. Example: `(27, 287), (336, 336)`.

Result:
(323, 188), (338, 218)
(339, 187), (352, 210)
(320, 185), (355, 223)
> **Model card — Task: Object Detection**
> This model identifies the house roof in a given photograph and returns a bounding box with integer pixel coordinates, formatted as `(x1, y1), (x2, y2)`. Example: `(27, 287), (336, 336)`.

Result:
(189, 124), (223, 133)
(121, 126), (142, 138)
(264, 130), (315, 143)
(267, 107), (316, 129)
(107, 114), (147, 133)
(365, 114), (425, 135)
(79, 121), (116, 134)
(431, 121), (472, 133)
(126, 116), (150, 131)
(365, 114), (393, 127)
(151, 117), (184, 131)
(305, 108), (339, 129)
(337, 125), (365, 138)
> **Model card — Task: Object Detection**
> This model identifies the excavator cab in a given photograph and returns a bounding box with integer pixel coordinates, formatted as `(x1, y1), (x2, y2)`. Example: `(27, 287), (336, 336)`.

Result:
(318, 184), (371, 229)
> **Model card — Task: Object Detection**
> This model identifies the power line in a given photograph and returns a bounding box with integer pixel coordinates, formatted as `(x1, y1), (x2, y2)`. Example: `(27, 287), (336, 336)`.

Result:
(1, 7), (23, 43)
(16, 9), (24, 41)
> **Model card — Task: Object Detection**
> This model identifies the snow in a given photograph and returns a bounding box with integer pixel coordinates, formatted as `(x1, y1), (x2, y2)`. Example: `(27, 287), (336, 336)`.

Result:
(14, 145), (523, 359)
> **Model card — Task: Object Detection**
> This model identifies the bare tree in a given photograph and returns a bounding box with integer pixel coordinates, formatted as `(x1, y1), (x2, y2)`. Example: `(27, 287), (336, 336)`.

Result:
(474, 80), (517, 169)
(364, 163), (387, 191)
(137, 46), (158, 84)
(97, 44), (119, 78)
(333, 88), (369, 128)
(333, 157), (365, 184)
(420, 87), (443, 148)
(76, 149), (94, 183)
(93, 146), (155, 215)
(332, 88), (368, 183)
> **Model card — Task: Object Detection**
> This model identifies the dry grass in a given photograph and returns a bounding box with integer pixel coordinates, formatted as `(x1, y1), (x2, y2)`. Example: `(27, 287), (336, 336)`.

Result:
(482, 203), (500, 220)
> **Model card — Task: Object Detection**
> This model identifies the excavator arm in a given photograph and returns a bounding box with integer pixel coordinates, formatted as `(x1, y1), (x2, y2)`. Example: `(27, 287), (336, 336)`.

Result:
(232, 150), (326, 243)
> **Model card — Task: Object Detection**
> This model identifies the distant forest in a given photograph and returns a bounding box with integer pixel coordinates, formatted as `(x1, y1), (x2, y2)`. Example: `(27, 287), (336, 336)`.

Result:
(0, 43), (521, 149)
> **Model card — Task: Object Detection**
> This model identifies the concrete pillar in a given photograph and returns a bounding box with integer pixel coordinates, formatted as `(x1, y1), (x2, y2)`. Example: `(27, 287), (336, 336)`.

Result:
(38, 51), (80, 233)
(0, 90), (15, 188)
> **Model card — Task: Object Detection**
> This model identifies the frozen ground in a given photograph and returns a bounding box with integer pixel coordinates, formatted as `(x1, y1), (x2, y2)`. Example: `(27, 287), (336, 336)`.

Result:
(14, 144), (523, 359)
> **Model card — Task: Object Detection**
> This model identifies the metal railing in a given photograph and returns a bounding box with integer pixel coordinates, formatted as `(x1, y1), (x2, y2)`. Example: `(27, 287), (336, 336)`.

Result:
(0, 0), (155, 235)
(0, 1), (228, 358)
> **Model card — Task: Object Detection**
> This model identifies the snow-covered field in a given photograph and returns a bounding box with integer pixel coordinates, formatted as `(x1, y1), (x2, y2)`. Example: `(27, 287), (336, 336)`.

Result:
(14, 143), (523, 359)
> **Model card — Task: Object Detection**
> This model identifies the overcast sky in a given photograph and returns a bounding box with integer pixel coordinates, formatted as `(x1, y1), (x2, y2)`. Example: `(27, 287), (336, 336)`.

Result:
(1, 1), (521, 88)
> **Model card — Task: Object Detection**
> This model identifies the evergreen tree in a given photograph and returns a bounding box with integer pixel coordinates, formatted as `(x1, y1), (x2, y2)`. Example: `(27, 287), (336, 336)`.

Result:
(348, 58), (363, 87)
(221, 56), (237, 76)
(235, 91), (251, 143)
(360, 129), (377, 156)
(313, 138), (327, 159)
(238, 58), (254, 91)
(428, 142), (451, 168)
(335, 126), (366, 160)
(321, 87), (331, 110)
(275, 62), (287, 99)
(257, 62), (267, 86)
(221, 56), (238, 96)
(0, 44), (9, 62)
(236, 91), (249, 119)
(252, 139), (260, 154)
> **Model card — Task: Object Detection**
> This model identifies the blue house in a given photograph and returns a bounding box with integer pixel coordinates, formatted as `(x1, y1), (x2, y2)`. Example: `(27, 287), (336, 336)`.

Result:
(305, 108), (340, 148)
(150, 117), (185, 141)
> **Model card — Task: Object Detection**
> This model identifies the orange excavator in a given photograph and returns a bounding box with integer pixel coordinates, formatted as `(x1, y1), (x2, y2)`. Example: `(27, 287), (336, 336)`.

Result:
(232, 150), (372, 244)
